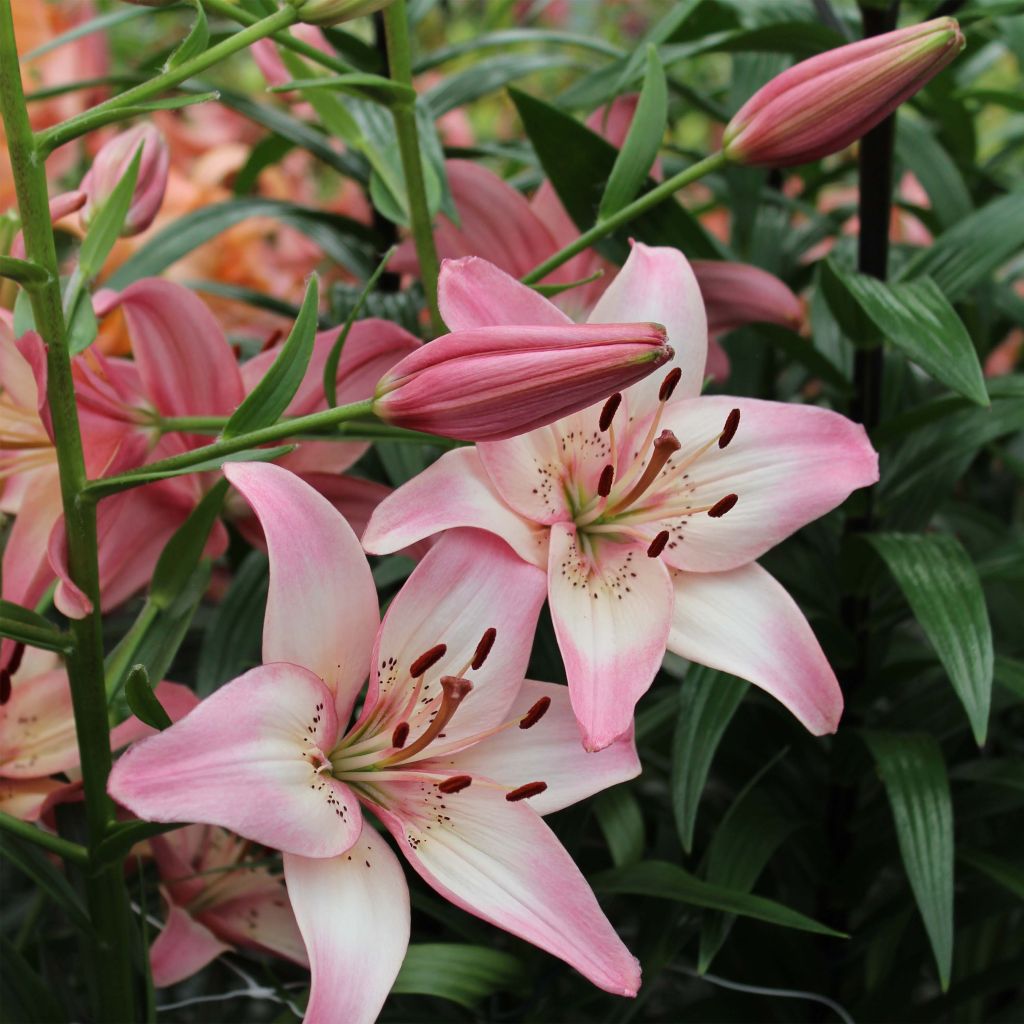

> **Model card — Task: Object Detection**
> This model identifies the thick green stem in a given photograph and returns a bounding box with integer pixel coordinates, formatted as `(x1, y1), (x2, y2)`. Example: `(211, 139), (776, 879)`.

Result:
(521, 151), (728, 285)
(0, 5), (136, 1018)
(382, 0), (444, 336)
(0, 812), (90, 865)
(35, 5), (297, 155)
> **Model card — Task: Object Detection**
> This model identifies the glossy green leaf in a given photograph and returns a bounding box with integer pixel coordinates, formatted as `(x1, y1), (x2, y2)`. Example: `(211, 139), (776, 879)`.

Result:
(224, 277), (319, 438)
(671, 665), (748, 853)
(598, 45), (667, 220)
(165, 0), (208, 70)
(594, 787), (645, 867)
(895, 116), (972, 230)
(391, 943), (527, 1010)
(594, 861), (844, 937)
(864, 731), (954, 990)
(826, 262), (987, 406)
(77, 146), (142, 279)
(124, 664), (172, 732)
(869, 533), (993, 745)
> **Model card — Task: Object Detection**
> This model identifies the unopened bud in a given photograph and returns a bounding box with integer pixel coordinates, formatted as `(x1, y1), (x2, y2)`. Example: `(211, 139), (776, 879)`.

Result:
(80, 124), (169, 237)
(722, 18), (965, 167)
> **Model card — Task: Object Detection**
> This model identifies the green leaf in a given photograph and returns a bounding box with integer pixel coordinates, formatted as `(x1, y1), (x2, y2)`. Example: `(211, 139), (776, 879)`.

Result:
(92, 821), (184, 869)
(165, 0), (208, 70)
(0, 834), (91, 933)
(898, 190), (1024, 301)
(671, 665), (748, 853)
(149, 480), (230, 611)
(0, 601), (71, 653)
(270, 73), (416, 107)
(593, 787), (645, 867)
(958, 849), (1024, 900)
(995, 655), (1024, 700)
(78, 145), (142, 278)
(594, 860), (845, 937)
(598, 45), (667, 220)
(895, 116), (972, 231)
(510, 87), (726, 263)
(223, 277), (319, 438)
(0, 935), (66, 1023)
(124, 664), (172, 732)
(869, 533), (993, 746)
(863, 731), (954, 990)
(391, 943), (527, 1010)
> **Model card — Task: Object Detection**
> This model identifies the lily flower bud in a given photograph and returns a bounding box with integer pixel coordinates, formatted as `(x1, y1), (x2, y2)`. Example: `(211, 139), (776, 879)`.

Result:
(372, 322), (672, 441)
(80, 124), (169, 237)
(288, 0), (395, 26)
(722, 17), (965, 167)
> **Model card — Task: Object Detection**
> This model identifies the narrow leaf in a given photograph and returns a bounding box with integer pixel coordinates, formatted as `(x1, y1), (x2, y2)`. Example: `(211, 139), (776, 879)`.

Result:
(78, 145), (142, 278)
(864, 731), (954, 990)
(0, 834), (92, 933)
(593, 787), (645, 868)
(870, 533), (993, 745)
(124, 664), (171, 731)
(392, 943), (527, 1010)
(0, 601), (70, 652)
(224, 276), (319, 438)
(165, 0), (209, 70)
(959, 849), (1024, 900)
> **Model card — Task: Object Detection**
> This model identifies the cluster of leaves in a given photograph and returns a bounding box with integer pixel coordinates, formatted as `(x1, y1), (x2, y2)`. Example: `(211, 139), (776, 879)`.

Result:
(3, 0), (1022, 1022)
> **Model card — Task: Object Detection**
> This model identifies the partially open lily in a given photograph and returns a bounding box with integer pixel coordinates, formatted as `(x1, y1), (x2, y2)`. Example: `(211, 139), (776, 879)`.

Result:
(109, 462), (641, 1022)
(364, 247), (879, 751)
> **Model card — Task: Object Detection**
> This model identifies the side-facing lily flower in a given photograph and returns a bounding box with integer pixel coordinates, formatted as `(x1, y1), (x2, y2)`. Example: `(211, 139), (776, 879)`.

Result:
(147, 825), (307, 988)
(109, 462), (642, 1021)
(363, 248), (879, 751)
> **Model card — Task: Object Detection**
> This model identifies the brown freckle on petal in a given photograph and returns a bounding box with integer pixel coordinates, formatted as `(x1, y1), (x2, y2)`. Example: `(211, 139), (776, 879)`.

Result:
(391, 721), (410, 748)
(719, 408), (740, 448)
(599, 392), (622, 431)
(597, 464), (614, 498)
(519, 696), (551, 729)
(647, 530), (670, 558)
(658, 367), (682, 402)
(708, 493), (738, 518)
(471, 628), (497, 670)
(410, 643), (447, 677)
(506, 781), (548, 802)
(438, 774), (472, 794)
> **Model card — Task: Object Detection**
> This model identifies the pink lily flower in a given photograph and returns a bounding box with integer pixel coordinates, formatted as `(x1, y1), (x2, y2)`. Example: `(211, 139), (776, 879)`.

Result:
(110, 462), (641, 1021)
(363, 247), (879, 751)
(147, 825), (307, 988)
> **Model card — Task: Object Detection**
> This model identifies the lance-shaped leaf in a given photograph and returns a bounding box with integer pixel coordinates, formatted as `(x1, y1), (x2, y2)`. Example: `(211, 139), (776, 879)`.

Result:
(598, 45), (667, 219)
(391, 944), (528, 1011)
(594, 787), (645, 868)
(164, 0), (209, 70)
(864, 731), (954, 991)
(0, 601), (71, 653)
(76, 146), (142, 279)
(827, 262), (988, 406)
(223, 276), (319, 438)
(870, 533), (993, 746)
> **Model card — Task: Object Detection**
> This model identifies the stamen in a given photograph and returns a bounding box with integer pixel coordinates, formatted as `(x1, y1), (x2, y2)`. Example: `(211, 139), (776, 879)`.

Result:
(506, 781), (548, 802)
(519, 697), (551, 729)
(379, 676), (473, 765)
(597, 464), (614, 498)
(606, 430), (681, 514)
(438, 775), (472, 794)
(0, 669), (10, 706)
(471, 628), (497, 670)
(391, 722), (409, 748)
(719, 408), (740, 449)
(708, 493), (738, 518)
(647, 530), (670, 557)
(409, 644), (446, 678)
(658, 367), (682, 402)
(599, 393), (622, 432)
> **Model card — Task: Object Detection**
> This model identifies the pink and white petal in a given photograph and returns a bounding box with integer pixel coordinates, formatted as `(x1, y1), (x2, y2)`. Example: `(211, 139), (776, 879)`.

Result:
(428, 679), (640, 815)
(437, 256), (572, 332)
(1, 469), (63, 624)
(362, 447), (547, 568)
(374, 781), (640, 997)
(150, 903), (232, 988)
(284, 831), (410, 1024)
(668, 562), (843, 735)
(548, 523), (673, 751)
(0, 777), (68, 822)
(0, 669), (78, 777)
(362, 530), (546, 744)
(202, 879), (308, 968)
(225, 462), (379, 719)
(588, 243), (707, 410)
(108, 663), (363, 857)
(654, 396), (879, 572)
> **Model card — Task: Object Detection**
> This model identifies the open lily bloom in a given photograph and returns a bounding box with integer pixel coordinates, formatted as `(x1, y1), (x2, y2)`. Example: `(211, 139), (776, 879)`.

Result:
(363, 247), (879, 751)
(147, 825), (307, 988)
(110, 462), (641, 1022)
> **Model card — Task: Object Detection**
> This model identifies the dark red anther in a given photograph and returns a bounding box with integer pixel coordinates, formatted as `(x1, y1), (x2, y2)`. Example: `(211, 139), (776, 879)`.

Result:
(506, 781), (548, 802)
(597, 464), (614, 498)
(471, 628), (497, 670)
(0, 669), (11, 706)
(438, 774), (472, 794)
(599, 392), (622, 432)
(6, 642), (25, 677)
(519, 696), (551, 729)
(708, 493), (738, 518)
(658, 367), (682, 402)
(391, 721), (410, 748)
(647, 530), (670, 558)
(410, 643), (447, 677)
(719, 408), (740, 449)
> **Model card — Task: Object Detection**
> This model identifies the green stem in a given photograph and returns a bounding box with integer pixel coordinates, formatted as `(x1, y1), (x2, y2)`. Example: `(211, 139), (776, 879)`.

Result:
(0, 616), (72, 653)
(0, 812), (90, 865)
(382, 0), (444, 336)
(35, 5), (297, 155)
(0, 5), (136, 1017)
(521, 150), (728, 285)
